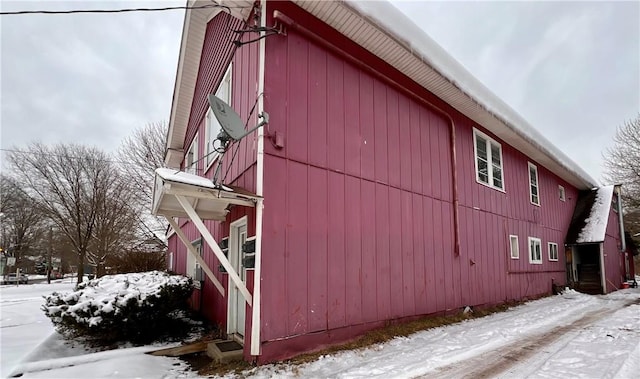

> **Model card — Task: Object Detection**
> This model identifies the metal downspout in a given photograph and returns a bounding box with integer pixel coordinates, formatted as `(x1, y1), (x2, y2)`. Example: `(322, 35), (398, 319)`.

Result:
(273, 10), (461, 256)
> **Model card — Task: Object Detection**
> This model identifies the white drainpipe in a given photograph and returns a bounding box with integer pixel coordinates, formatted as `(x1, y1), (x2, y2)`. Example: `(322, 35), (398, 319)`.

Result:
(616, 185), (626, 251)
(250, 0), (267, 357)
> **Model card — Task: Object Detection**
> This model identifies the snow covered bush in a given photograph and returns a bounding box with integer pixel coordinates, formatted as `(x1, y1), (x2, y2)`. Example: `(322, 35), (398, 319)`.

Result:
(43, 271), (194, 344)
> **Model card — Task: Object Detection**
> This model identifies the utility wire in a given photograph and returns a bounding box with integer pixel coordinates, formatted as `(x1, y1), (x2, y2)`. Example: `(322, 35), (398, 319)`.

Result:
(0, 3), (241, 16)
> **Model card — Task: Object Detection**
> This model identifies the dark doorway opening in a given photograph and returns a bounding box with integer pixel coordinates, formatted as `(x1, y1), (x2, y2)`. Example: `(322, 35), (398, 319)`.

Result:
(571, 243), (602, 294)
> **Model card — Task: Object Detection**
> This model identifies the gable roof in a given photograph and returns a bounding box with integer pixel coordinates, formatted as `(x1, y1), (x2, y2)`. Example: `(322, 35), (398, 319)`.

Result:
(166, 0), (597, 189)
(566, 186), (615, 244)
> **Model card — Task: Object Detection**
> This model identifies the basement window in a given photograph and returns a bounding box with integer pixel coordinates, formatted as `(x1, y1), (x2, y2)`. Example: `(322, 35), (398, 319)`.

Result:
(473, 128), (504, 191)
(548, 242), (559, 261)
(528, 237), (542, 264)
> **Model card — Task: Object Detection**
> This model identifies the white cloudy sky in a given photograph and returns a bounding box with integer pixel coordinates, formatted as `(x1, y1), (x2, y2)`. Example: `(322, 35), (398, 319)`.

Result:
(1, 0), (639, 181)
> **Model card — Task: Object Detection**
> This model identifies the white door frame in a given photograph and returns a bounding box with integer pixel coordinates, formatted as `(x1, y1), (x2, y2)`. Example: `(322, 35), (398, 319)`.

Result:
(227, 216), (248, 339)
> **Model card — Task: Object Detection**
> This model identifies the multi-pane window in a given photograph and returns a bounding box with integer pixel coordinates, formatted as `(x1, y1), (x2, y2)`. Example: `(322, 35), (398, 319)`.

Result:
(205, 64), (233, 168)
(528, 162), (539, 205)
(528, 237), (542, 264)
(509, 235), (519, 259)
(558, 185), (565, 202)
(473, 129), (504, 190)
(185, 134), (198, 174)
(548, 242), (559, 261)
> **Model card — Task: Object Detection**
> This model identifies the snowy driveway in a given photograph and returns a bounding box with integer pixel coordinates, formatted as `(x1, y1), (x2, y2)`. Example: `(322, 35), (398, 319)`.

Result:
(247, 289), (640, 379)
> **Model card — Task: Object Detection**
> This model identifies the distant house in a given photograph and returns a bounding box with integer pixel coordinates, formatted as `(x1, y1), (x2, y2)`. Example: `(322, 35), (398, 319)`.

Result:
(152, 0), (633, 363)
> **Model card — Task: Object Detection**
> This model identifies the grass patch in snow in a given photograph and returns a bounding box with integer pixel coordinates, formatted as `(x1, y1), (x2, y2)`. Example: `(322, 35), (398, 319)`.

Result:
(197, 300), (527, 377)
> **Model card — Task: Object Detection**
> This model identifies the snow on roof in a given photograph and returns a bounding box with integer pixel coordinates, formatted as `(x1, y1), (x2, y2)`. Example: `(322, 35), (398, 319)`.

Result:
(156, 167), (216, 189)
(576, 186), (614, 243)
(344, 0), (598, 187)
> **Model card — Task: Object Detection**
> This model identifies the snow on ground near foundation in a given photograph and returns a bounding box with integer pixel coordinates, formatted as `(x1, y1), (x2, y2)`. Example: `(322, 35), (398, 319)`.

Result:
(577, 185), (615, 243)
(241, 289), (640, 379)
(2, 283), (639, 378)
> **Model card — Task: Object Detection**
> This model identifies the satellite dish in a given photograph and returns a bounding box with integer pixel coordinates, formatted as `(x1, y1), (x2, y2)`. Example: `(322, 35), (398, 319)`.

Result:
(208, 94), (269, 143)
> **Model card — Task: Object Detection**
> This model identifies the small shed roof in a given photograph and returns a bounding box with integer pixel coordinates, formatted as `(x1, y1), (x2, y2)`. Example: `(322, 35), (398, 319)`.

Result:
(566, 186), (615, 244)
(152, 168), (260, 220)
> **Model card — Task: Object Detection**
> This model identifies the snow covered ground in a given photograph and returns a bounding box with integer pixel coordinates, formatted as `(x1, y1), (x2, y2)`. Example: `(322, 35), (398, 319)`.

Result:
(1, 282), (639, 378)
(242, 288), (640, 379)
(0, 281), (192, 378)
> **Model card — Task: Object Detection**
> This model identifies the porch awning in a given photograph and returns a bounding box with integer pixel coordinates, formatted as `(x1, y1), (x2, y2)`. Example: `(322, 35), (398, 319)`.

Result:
(152, 168), (261, 220)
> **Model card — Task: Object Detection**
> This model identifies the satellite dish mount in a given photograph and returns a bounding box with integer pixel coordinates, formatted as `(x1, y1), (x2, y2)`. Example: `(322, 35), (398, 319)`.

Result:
(208, 94), (269, 185)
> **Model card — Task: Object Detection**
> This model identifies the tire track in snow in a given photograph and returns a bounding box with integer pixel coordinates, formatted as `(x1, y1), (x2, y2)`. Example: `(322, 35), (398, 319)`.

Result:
(420, 298), (638, 379)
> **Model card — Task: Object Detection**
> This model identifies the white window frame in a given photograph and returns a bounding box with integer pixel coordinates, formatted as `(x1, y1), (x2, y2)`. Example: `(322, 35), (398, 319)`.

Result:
(528, 237), (542, 264)
(548, 242), (559, 261)
(168, 252), (174, 271)
(185, 133), (199, 174)
(187, 238), (202, 289)
(205, 64), (233, 170)
(558, 185), (565, 202)
(509, 235), (519, 259)
(473, 128), (504, 191)
(528, 162), (540, 206)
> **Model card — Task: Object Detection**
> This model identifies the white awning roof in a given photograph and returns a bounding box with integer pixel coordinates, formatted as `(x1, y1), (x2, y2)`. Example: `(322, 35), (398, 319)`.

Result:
(152, 168), (261, 220)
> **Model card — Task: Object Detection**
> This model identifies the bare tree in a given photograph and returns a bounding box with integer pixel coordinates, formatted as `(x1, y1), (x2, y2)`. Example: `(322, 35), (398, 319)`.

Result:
(87, 174), (138, 277)
(604, 115), (640, 209)
(7, 144), (116, 282)
(0, 174), (45, 273)
(117, 121), (168, 245)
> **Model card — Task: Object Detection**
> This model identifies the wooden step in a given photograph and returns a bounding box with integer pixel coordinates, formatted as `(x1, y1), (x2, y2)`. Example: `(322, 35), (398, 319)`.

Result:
(206, 339), (244, 364)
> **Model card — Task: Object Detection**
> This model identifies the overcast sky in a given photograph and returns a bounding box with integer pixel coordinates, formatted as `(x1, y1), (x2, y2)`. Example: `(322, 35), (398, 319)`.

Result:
(1, 1), (639, 182)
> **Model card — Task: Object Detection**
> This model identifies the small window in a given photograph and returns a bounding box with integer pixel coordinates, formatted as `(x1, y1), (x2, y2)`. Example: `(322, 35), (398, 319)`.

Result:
(558, 185), (565, 202)
(528, 237), (542, 264)
(185, 133), (199, 174)
(205, 64), (233, 168)
(168, 252), (174, 271)
(473, 128), (504, 191)
(612, 193), (619, 213)
(509, 235), (519, 259)
(548, 242), (558, 261)
(528, 162), (539, 205)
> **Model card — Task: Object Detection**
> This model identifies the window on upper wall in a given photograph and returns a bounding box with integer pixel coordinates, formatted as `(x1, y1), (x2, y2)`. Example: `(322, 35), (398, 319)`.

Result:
(473, 128), (504, 191)
(558, 185), (566, 202)
(509, 235), (519, 259)
(528, 237), (542, 264)
(185, 133), (199, 174)
(528, 162), (540, 205)
(548, 242), (559, 261)
(205, 64), (233, 169)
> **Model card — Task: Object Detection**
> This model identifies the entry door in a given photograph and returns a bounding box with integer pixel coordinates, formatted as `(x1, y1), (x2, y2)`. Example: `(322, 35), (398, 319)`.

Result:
(228, 218), (247, 340)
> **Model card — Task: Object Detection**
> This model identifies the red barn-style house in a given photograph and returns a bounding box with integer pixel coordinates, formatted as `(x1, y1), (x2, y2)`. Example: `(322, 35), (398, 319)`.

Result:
(152, 0), (634, 363)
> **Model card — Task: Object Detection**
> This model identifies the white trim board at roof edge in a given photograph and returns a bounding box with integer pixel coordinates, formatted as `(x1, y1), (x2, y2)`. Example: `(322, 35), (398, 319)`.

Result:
(166, 0), (597, 189)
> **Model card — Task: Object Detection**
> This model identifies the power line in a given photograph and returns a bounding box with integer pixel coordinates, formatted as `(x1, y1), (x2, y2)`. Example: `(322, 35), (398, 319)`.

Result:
(0, 3), (240, 16)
